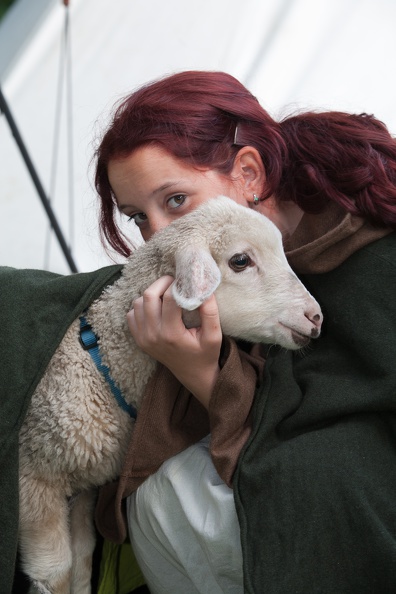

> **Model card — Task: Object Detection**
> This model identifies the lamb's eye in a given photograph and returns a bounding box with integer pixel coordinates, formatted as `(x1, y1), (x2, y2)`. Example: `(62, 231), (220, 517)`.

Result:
(228, 253), (252, 272)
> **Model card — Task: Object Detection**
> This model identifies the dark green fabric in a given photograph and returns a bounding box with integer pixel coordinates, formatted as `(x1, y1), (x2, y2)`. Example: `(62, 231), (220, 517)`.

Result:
(234, 232), (396, 593)
(0, 264), (123, 594)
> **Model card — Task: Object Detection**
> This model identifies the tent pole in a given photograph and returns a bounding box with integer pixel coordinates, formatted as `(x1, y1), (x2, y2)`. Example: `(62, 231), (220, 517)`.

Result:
(0, 85), (78, 273)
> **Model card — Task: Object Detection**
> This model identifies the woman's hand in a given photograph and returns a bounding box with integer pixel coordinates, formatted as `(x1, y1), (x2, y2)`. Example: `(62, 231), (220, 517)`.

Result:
(127, 276), (222, 409)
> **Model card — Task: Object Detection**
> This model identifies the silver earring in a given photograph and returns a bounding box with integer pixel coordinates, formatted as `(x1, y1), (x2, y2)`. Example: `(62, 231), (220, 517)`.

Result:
(253, 194), (259, 206)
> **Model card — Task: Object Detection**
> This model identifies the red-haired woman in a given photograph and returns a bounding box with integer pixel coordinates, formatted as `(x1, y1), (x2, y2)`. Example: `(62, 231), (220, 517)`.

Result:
(95, 71), (396, 594)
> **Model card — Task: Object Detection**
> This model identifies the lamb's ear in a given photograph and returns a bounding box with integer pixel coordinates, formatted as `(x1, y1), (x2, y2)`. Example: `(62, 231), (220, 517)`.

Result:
(172, 245), (221, 311)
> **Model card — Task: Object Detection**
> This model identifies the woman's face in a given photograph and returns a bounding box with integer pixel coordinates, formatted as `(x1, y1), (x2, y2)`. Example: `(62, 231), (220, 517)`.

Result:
(108, 145), (248, 241)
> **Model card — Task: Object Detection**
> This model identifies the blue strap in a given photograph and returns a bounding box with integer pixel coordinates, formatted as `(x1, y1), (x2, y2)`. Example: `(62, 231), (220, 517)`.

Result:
(79, 315), (137, 419)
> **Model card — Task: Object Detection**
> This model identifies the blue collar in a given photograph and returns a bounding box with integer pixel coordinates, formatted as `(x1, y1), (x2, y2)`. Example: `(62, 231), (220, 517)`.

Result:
(79, 315), (137, 419)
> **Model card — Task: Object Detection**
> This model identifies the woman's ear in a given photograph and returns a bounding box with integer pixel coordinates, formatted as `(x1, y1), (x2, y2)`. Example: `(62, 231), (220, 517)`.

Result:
(231, 146), (266, 203)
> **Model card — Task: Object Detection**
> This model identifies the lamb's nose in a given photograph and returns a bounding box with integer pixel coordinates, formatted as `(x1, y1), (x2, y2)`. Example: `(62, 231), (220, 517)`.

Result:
(310, 326), (320, 338)
(305, 308), (323, 334)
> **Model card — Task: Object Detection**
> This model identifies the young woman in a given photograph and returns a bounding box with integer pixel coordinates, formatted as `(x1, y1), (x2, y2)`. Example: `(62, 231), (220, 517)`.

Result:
(94, 71), (396, 593)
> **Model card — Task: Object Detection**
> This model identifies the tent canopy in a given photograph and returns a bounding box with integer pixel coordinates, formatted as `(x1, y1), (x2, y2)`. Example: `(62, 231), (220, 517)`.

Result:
(1, 0), (396, 273)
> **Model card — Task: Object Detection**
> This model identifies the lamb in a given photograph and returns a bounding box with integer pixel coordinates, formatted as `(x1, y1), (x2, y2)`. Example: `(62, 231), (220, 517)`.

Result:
(18, 196), (323, 594)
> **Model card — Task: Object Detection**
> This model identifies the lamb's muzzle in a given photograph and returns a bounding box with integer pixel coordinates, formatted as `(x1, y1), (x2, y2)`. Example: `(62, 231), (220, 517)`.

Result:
(274, 277), (323, 348)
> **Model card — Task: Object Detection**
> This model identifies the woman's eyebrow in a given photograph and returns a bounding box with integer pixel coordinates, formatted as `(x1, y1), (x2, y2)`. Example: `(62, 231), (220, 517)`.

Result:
(151, 181), (182, 196)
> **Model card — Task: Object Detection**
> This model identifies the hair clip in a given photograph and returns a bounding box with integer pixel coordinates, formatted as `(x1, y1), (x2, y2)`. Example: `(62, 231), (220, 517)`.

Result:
(233, 123), (239, 145)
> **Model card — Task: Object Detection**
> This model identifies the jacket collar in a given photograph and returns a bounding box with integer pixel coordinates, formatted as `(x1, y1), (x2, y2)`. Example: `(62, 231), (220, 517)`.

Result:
(283, 202), (392, 274)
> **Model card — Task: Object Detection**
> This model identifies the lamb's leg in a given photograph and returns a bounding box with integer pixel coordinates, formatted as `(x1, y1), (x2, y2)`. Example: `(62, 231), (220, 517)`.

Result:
(70, 489), (97, 594)
(19, 476), (72, 594)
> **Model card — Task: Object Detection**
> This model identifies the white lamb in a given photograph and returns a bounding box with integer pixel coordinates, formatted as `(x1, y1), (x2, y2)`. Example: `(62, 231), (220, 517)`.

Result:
(19, 196), (322, 594)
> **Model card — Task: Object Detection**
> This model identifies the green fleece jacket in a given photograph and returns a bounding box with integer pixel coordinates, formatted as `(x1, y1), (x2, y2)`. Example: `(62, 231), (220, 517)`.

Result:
(0, 265), (122, 594)
(234, 232), (396, 593)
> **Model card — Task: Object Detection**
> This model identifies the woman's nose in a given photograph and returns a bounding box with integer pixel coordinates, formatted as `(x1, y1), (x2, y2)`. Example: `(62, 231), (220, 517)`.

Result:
(144, 215), (170, 240)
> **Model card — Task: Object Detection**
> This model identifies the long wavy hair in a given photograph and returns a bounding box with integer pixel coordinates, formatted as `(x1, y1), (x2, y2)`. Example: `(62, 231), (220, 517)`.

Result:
(94, 70), (396, 256)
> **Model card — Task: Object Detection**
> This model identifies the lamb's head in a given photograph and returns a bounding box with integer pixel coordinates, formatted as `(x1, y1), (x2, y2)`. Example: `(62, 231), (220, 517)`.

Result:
(152, 196), (322, 350)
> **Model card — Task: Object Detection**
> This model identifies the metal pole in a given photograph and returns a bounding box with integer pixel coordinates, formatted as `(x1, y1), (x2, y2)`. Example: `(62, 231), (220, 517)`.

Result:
(0, 85), (78, 273)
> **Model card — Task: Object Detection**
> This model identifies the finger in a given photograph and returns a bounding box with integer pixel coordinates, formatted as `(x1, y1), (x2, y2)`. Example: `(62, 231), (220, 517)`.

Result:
(138, 276), (174, 324)
(160, 283), (184, 328)
(126, 308), (138, 338)
(141, 275), (175, 303)
(131, 295), (143, 313)
(128, 295), (145, 329)
(198, 294), (222, 338)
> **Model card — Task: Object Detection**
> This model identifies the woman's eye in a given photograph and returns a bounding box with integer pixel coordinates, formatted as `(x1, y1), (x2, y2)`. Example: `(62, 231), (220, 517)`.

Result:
(167, 194), (186, 209)
(228, 253), (253, 272)
(128, 212), (147, 227)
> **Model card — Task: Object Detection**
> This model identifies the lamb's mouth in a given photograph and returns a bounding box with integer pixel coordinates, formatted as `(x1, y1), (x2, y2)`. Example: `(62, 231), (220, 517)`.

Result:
(290, 329), (311, 347)
(279, 323), (311, 347)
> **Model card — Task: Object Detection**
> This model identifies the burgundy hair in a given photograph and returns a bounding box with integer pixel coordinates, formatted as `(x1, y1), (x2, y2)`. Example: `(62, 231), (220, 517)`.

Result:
(94, 70), (396, 256)
(278, 111), (396, 228)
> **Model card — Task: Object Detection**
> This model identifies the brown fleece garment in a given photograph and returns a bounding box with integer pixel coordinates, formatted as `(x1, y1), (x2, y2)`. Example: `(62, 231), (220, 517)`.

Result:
(284, 202), (393, 273)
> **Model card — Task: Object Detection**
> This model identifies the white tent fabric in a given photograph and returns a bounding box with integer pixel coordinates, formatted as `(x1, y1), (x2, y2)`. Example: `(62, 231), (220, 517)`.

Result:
(1, 0), (396, 274)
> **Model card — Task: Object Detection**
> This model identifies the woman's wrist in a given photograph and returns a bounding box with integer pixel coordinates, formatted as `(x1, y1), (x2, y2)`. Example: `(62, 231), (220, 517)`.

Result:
(170, 362), (220, 410)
